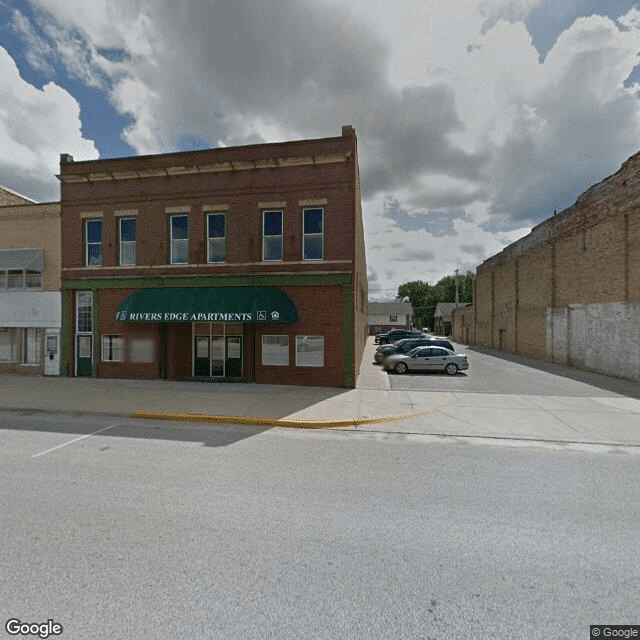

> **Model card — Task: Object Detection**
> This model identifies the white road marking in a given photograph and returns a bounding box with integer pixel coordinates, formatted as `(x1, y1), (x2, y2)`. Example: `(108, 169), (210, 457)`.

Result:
(31, 424), (121, 458)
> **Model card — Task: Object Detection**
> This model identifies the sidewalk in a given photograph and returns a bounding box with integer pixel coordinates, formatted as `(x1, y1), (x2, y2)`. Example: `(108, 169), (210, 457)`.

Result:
(0, 337), (639, 448)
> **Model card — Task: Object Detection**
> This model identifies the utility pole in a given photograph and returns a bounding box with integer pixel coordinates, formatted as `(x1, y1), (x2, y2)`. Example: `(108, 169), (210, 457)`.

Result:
(455, 269), (459, 307)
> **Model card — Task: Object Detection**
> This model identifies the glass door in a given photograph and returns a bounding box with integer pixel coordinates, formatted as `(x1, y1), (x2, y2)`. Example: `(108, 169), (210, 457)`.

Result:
(210, 336), (225, 377)
(226, 337), (242, 378)
(193, 324), (243, 378)
(194, 336), (210, 376)
(76, 335), (92, 377)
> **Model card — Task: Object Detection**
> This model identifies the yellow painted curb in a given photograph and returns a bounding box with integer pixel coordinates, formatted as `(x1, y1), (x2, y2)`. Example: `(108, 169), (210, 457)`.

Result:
(132, 404), (448, 429)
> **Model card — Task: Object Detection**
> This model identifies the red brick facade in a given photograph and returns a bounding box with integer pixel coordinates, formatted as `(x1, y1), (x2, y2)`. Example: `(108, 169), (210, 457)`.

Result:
(60, 126), (367, 387)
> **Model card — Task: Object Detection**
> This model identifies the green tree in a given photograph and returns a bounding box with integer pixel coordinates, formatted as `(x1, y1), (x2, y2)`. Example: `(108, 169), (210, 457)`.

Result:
(396, 272), (474, 331)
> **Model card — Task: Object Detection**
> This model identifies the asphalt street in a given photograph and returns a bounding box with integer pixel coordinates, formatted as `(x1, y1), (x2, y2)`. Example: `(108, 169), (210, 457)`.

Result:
(1, 410), (638, 640)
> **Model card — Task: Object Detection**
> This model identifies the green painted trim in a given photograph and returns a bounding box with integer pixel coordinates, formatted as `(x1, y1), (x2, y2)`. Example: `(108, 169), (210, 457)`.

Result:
(61, 272), (351, 290)
(61, 289), (70, 377)
(92, 289), (99, 377)
(342, 284), (353, 387)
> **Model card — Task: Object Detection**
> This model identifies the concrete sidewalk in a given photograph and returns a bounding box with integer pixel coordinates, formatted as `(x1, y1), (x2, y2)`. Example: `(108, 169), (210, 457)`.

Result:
(0, 336), (639, 447)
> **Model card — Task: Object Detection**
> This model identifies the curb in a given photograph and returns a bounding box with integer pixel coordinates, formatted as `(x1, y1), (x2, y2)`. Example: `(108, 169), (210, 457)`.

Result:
(131, 404), (448, 429)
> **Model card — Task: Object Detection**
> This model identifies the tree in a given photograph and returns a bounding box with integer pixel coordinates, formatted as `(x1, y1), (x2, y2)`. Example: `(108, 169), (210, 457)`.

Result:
(396, 272), (474, 331)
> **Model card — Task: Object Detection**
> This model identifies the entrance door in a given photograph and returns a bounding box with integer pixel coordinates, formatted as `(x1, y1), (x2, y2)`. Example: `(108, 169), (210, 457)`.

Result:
(210, 336), (225, 377)
(44, 331), (60, 376)
(193, 334), (241, 378)
(226, 337), (242, 378)
(194, 336), (210, 376)
(76, 335), (92, 377)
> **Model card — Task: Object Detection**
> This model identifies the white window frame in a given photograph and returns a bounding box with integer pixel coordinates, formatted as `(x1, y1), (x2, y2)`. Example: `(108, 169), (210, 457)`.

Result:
(85, 219), (103, 267)
(119, 217), (136, 266)
(262, 210), (283, 262)
(170, 214), (189, 265)
(302, 207), (324, 261)
(101, 335), (124, 362)
(76, 291), (93, 333)
(261, 335), (289, 366)
(207, 212), (226, 263)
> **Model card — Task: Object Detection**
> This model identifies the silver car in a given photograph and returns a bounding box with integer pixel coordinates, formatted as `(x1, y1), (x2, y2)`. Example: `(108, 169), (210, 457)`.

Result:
(383, 346), (468, 375)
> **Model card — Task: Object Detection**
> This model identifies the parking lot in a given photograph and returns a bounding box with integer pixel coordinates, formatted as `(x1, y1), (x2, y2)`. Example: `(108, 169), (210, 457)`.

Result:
(382, 341), (640, 399)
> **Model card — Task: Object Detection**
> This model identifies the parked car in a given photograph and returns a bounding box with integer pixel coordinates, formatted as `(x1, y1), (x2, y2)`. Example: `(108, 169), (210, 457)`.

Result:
(374, 328), (423, 345)
(383, 346), (468, 375)
(374, 338), (454, 363)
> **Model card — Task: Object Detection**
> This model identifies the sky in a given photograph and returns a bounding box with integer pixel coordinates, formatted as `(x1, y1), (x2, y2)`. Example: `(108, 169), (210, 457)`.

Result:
(1, 0), (640, 300)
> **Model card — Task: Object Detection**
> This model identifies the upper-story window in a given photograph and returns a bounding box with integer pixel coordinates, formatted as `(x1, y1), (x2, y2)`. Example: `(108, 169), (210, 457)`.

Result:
(207, 213), (226, 263)
(170, 214), (189, 264)
(85, 220), (102, 266)
(0, 248), (43, 289)
(119, 218), (136, 266)
(263, 210), (283, 261)
(303, 208), (324, 260)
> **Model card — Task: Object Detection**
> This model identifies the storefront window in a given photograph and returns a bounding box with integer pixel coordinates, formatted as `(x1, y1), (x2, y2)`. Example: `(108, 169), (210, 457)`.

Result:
(296, 336), (324, 367)
(0, 328), (18, 362)
(101, 335), (124, 362)
(23, 328), (40, 364)
(262, 335), (289, 366)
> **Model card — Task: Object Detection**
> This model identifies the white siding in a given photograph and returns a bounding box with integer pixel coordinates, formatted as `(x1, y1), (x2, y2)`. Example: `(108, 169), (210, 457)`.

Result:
(0, 291), (62, 327)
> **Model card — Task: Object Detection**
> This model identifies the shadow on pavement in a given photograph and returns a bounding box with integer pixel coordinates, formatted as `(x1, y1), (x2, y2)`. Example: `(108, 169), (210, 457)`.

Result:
(462, 344), (640, 400)
(2, 410), (270, 449)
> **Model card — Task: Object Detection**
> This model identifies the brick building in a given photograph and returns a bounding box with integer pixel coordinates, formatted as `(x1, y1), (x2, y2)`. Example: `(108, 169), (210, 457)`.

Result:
(0, 198), (62, 375)
(465, 152), (640, 382)
(59, 126), (368, 387)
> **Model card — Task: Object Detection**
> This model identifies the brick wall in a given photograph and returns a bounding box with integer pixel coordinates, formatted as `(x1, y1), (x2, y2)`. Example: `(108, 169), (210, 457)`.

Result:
(473, 151), (640, 381)
(0, 203), (61, 290)
(60, 127), (366, 387)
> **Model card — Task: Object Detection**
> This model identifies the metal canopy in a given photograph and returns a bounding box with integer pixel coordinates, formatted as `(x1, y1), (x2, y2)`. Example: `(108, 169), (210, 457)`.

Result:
(116, 286), (298, 323)
(0, 247), (43, 271)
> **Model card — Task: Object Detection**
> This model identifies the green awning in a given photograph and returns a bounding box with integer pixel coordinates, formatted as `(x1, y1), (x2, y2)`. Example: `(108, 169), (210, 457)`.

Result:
(116, 286), (298, 323)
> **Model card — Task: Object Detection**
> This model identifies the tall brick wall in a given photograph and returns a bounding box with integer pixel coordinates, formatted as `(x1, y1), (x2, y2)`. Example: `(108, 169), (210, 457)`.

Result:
(473, 151), (640, 381)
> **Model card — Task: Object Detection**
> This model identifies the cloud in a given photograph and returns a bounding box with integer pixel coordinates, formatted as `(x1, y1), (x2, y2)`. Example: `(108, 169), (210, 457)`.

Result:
(4, 0), (640, 293)
(0, 46), (97, 201)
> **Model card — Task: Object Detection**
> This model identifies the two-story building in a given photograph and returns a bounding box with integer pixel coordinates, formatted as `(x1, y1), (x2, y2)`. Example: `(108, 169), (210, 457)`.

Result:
(0, 188), (62, 375)
(58, 126), (367, 387)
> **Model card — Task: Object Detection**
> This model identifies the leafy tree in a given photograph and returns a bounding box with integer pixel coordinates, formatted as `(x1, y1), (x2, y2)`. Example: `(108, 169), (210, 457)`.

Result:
(396, 272), (474, 330)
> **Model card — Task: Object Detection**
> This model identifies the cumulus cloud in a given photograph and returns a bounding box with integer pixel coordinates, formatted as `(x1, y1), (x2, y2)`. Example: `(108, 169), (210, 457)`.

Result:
(0, 46), (97, 201)
(3, 0), (640, 292)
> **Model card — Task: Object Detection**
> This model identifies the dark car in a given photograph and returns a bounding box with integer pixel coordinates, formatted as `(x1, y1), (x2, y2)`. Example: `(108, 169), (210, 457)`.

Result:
(374, 338), (454, 362)
(374, 328), (423, 345)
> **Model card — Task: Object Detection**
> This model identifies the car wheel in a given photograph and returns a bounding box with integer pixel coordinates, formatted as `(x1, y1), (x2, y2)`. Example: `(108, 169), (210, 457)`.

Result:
(395, 362), (408, 374)
(445, 363), (458, 376)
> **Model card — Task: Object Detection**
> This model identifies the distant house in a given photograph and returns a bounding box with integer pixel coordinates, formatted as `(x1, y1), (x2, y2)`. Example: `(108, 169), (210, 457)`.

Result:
(368, 301), (413, 335)
(433, 302), (470, 336)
